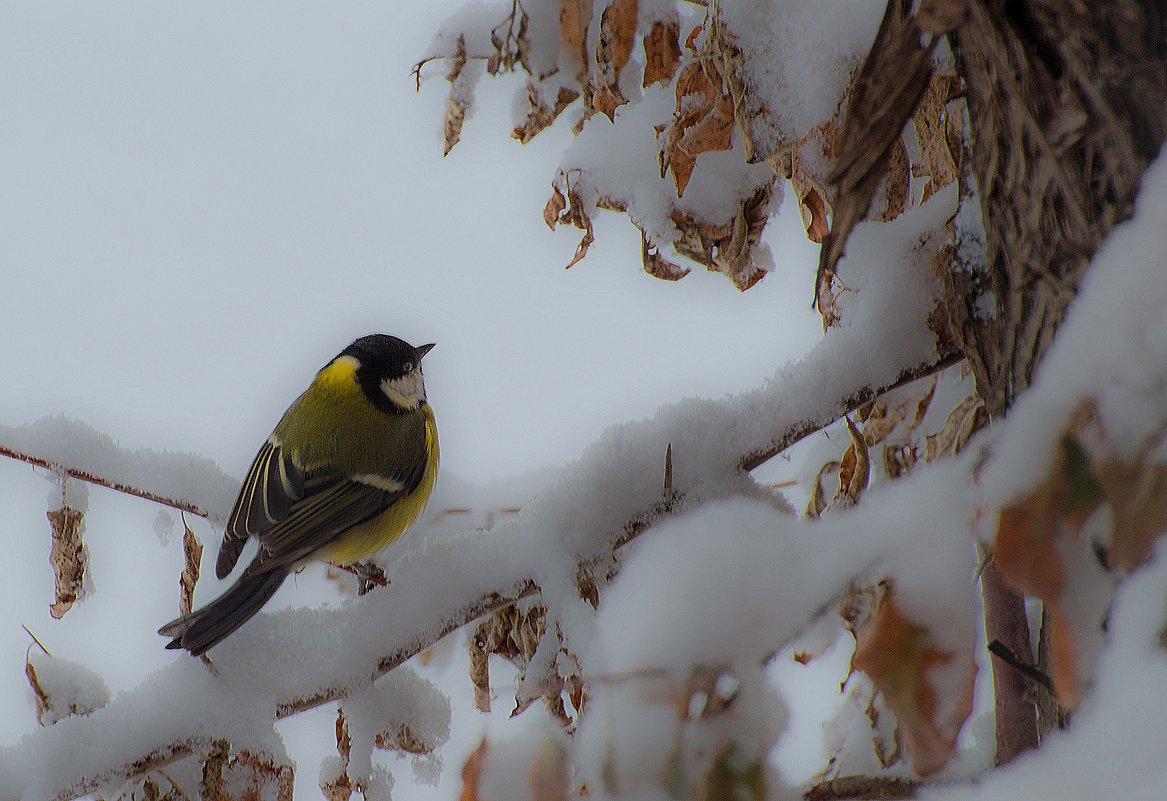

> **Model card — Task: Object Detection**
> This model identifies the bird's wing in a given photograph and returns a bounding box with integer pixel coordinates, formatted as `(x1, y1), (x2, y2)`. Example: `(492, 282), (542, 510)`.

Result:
(242, 473), (400, 573)
(217, 438), (306, 579)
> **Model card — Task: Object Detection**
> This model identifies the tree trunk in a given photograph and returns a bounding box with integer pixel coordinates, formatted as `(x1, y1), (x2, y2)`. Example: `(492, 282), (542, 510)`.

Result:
(946, 0), (1167, 764)
(946, 0), (1167, 419)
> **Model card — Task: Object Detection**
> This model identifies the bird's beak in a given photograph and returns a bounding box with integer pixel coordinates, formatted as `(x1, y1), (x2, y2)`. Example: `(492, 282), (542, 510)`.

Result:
(415, 342), (437, 361)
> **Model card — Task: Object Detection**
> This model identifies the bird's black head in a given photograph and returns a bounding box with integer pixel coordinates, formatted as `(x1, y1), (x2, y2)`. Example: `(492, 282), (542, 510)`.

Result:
(339, 334), (435, 413)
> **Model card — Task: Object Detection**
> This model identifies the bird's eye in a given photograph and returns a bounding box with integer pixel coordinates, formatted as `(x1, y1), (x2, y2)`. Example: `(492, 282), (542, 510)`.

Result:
(402, 362), (414, 374)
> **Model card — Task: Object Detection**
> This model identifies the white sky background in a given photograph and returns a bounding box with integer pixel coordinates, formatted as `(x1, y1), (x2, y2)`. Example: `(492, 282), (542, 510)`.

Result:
(0, 0), (821, 483)
(0, 1), (825, 797)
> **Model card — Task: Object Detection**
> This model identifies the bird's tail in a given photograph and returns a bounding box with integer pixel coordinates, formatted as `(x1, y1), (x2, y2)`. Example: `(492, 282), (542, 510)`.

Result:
(158, 567), (290, 656)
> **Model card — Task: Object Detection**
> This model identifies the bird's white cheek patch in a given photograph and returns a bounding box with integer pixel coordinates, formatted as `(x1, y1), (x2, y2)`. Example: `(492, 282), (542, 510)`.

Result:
(381, 373), (424, 408)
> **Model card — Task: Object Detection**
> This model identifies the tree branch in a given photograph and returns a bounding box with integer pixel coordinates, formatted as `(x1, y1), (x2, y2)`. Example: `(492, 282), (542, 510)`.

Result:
(0, 444), (216, 520)
(3, 325), (955, 800)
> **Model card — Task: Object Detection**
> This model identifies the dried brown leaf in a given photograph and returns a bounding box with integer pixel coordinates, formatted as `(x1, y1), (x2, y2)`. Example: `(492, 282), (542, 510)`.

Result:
(560, 0), (593, 74)
(544, 185), (567, 230)
(641, 234), (691, 281)
(514, 84), (581, 144)
(806, 460), (840, 519)
(851, 594), (975, 776)
(469, 629), (492, 713)
(1096, 458), (1167, 571)
(912, 72), (962, 201)
(47, 507), (86, 619)
(881, 137), (911, 221)
(642, 20), (682, 87)
(460, 739), (489, 801)
(670, 182), (773, 290)
(179, 516), (203, 616)
(832, 417), (870, 507)
(442, 37), (469, 157)
(594, 0), (638, 112)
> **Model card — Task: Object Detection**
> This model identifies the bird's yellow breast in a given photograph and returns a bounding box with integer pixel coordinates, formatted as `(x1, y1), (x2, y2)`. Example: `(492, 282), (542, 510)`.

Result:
(313, 403), (440, 565)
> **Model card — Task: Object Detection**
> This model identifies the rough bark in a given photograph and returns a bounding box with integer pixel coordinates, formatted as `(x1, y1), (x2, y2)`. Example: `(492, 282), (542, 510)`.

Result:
(946, 0), (1167, 419)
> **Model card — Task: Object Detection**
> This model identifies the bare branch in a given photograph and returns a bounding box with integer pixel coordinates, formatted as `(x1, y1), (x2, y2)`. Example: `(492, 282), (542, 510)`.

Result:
(0, 444), (216, 520)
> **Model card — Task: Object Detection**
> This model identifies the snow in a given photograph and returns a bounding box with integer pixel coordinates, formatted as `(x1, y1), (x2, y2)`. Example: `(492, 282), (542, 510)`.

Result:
(717, 0), (886, 147)
(4, 0), (1167, 799)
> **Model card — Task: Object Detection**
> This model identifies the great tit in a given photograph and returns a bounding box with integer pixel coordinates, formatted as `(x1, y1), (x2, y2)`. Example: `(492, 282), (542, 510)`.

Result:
(159, 334), (439, 656)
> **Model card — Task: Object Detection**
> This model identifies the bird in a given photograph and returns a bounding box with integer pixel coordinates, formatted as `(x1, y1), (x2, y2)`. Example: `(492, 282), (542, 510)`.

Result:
(159, 334), (439, 656)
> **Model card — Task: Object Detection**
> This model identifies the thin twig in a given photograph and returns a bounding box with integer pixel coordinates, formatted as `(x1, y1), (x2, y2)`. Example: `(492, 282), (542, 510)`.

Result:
(0, 444), (215, 520)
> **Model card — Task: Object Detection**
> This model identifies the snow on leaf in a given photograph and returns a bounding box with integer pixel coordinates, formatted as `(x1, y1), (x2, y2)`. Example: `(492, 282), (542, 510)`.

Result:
(25, 646), (110, 726)
(514, 84), (580, 144)
(442, 37), (470, 157)
(642, 18), (681, 88)
(669, 182), (774, 290)
(47, 506), (87, 619)
(850, 593), (975, 777)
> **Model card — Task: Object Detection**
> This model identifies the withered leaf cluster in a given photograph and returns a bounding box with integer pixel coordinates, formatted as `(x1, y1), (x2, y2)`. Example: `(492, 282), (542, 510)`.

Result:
(468, 601), (585, 725)
(422, 0), (966, 303)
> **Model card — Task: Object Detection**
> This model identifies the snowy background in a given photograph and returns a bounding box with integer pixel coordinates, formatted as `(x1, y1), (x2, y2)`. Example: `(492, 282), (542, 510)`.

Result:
(0, 1), (824, 797)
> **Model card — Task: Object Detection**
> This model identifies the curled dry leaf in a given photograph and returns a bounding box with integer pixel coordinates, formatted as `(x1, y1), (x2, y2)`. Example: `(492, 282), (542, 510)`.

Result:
(470, 602), (549, 715)
(830, 417), (870, 509)
(443, 37), (469, 157)
(670, 182), (773, 290)
(911, 72), (963, 203)
(179, 515), (203, 616)
(850, 594), (976, 776)
(791, 170), (830, 244)
(641, 233), (691, 281)
(660, 61), (731, 197)
(514, 83), (580, 144)
(545, 177), (597, 268)
(924, 395), (987, 462)
(642, 18), (682, 88)
(806, 460), (840, 519)
(543, 185), (567, 230)
(47, 507), (87, 619)
(592, 0), (638, 121)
